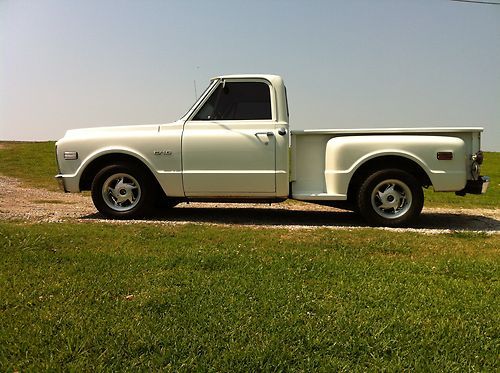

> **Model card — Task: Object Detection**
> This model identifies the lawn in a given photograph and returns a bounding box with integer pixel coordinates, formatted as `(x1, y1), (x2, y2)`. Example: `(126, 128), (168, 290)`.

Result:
(0, 141), (498, 370)
(0, 141), (60, 191)
(0, 222), (498, 371)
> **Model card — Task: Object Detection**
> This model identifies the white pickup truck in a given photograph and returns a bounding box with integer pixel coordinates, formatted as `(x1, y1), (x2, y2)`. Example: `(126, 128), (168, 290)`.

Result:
(55, 74), (489, 227)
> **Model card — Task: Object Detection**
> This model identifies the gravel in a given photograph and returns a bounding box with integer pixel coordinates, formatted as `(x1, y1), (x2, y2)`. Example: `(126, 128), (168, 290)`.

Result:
(1, 175), (498, 234)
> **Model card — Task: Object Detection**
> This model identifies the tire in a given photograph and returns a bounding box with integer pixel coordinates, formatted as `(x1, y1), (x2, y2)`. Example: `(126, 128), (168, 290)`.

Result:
(356, 169), (424, 227)
(91, 163), (154, 219)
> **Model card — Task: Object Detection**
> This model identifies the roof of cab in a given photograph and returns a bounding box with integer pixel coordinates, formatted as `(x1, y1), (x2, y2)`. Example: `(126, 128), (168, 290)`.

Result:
(211, 74), (283, 84)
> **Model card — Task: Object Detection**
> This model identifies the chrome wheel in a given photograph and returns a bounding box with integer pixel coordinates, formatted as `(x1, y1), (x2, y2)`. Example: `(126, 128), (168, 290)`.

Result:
(357, 169), (423, 227)
(101, 173), (141, 212)
(370, 179), (412, 219)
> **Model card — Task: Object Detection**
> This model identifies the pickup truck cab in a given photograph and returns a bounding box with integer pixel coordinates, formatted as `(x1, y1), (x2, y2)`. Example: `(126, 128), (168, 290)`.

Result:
(55, 74), (489, 227)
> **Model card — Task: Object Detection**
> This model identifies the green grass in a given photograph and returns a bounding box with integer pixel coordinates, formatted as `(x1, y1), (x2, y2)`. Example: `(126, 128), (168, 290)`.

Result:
(0, 141), (497, 208)
(0, 141), (59, 191)
(0, 142), (498, 370)
(0, 222), (498, 371)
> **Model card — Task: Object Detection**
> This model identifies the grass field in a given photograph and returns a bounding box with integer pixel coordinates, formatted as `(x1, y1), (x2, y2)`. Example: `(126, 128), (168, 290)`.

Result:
(0, 223), (498, 371)
(0, 141), (498, 370)
(0, 141), (60, 191)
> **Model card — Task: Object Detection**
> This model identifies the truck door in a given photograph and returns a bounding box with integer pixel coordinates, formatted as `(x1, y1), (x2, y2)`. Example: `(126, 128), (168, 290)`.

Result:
(182, 79), (276, 196)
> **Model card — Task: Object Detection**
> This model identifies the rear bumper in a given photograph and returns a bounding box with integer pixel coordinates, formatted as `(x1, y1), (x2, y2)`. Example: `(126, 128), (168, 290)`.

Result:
(455, 176), (490, 196)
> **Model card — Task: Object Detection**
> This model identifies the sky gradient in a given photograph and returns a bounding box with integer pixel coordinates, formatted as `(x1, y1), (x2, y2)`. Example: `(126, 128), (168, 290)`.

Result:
(1, 0), (499, 150)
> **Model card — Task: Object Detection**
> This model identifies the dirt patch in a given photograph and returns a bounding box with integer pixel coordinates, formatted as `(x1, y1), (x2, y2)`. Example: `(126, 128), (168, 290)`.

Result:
(0, 175), (498, 234)
(0, 176), (95, 222)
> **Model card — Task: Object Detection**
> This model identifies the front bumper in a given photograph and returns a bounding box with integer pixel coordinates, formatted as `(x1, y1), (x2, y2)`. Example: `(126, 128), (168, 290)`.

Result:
(55, 175), (68, 192)
(55, 174), (80, 193)
(455, 176), (490, 196)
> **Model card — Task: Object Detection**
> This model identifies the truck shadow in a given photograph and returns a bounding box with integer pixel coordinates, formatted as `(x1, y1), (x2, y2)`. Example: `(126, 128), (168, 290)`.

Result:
(416, 211), (499, 232)
(84, 206), (499, 232)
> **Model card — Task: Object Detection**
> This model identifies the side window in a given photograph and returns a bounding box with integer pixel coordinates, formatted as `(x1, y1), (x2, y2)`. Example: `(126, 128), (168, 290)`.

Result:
(193, 82), (271, 120)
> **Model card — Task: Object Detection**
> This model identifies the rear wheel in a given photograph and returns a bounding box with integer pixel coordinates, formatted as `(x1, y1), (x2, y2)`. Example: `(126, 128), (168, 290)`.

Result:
(357, 169), (424, 227)
(91, 163), (154, 219)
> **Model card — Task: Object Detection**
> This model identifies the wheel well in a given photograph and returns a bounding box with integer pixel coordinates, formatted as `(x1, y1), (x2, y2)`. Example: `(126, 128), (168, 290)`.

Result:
(347, 156), (431, 203)
(79, 153), (165, 198)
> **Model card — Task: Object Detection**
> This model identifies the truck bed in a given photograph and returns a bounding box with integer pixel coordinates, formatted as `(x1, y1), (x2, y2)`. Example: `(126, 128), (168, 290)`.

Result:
(290, 127), (483, 200)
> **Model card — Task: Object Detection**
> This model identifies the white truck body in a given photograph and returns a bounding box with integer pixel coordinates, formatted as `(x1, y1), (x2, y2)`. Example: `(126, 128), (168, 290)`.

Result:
(55, 74), (489, 226)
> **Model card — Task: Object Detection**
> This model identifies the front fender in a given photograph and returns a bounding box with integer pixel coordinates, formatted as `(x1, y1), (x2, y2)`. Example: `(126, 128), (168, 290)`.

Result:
(56, 146), (157, 193)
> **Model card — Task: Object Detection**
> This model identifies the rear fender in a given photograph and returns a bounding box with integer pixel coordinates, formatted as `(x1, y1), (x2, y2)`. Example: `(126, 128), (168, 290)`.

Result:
(325, 135), (467, 196)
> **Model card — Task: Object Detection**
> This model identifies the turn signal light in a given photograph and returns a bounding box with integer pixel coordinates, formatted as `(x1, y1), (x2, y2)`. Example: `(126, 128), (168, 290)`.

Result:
(437, 152), (453, 160)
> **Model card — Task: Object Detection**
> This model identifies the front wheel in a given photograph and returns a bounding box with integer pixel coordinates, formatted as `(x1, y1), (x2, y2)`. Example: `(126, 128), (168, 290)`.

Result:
(91, 164), (154, 219)
(356, 169), (424, 227)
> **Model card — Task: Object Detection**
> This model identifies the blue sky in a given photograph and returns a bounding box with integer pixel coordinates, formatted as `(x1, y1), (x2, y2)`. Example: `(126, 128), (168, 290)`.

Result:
(1, 0), (499, 150)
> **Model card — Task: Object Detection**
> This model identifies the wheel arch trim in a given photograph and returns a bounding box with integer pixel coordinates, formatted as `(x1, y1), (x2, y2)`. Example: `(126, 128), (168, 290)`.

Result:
(77, 147), (159, 191)
(325, 150), (433, 198)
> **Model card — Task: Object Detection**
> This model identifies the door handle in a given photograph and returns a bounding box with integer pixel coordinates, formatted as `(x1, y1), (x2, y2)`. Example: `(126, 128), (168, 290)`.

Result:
(254, 131), (274, 145)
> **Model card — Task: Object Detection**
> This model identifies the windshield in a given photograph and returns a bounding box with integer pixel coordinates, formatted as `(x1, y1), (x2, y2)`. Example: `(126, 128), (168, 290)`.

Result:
(179, 80), (218, 120)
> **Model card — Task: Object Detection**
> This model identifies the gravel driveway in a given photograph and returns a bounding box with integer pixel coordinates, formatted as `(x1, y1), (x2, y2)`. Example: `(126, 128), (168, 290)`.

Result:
(1, 176), (498, 234)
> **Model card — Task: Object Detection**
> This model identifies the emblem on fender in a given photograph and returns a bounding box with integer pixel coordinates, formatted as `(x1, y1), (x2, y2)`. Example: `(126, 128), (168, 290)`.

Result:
(154, 150), (172, 156)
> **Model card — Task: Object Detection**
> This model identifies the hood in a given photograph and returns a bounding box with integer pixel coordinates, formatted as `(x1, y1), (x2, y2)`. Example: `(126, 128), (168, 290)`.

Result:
(63, 123), (165, 139)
